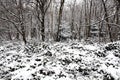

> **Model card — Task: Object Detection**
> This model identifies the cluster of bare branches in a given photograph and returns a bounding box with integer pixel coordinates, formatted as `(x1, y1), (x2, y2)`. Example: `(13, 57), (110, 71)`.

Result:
(0, 0), (120, 43)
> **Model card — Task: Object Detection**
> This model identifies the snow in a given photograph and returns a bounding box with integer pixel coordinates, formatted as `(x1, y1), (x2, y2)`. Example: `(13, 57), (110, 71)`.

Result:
(84, 45), (98, 50)
(0, 41), (120, 80)
(11, 68), (34, 80)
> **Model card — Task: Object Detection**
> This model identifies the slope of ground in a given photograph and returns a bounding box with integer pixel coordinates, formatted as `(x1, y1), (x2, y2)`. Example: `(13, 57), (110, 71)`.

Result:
(0, 41), (120, 80)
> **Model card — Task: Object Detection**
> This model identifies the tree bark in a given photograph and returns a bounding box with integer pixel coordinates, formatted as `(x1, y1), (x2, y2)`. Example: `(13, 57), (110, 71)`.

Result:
(56, 0), (65, 41)
(101, 0), (113, 42)
(41, 15), (45, 41)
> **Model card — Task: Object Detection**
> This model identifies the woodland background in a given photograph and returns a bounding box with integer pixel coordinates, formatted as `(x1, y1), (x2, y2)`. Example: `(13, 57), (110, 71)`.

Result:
(0, 0), (120, 43)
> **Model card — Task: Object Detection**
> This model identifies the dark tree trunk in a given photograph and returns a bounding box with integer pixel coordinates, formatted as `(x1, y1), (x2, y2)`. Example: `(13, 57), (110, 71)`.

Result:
(21, 25), (27, 44)
(35, 0), (51, 41)
(22, 33), (27, 44)
(41, 15), (45, 41)
(101, 0), (113, 42)
(56, 0), (65, 41)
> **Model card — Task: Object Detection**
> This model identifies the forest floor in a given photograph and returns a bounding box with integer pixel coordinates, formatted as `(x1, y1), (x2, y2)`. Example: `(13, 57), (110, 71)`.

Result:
(0, 41), (120, 80)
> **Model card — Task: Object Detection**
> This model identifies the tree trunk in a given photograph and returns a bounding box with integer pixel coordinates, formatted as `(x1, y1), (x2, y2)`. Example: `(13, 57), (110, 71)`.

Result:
(71, 0), (76, 40)
(84, 0), (89, 40)
(22, 33), (27, 44)
(56, 0), (65, 41)
(41, 15), (45, 41)
(101, 0), (113, 42)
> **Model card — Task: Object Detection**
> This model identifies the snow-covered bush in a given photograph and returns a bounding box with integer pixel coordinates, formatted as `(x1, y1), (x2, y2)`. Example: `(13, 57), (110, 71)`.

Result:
(104, 42), (120, 51)
(24, 42), (50, 55)
(1, 41), (120, 80)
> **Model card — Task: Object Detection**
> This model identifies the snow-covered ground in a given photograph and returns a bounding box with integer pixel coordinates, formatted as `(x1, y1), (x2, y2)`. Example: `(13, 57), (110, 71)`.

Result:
(0, 41), (120, 80)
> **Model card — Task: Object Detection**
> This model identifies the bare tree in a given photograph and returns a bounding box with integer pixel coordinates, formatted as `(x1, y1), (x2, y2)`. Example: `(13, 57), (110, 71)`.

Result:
(70, 0), (76, 40)
(35, 0), (52, 41)
(56, 0), (65, 41)
(0, 0), (29, 44)
(101, 0), (113, 42)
